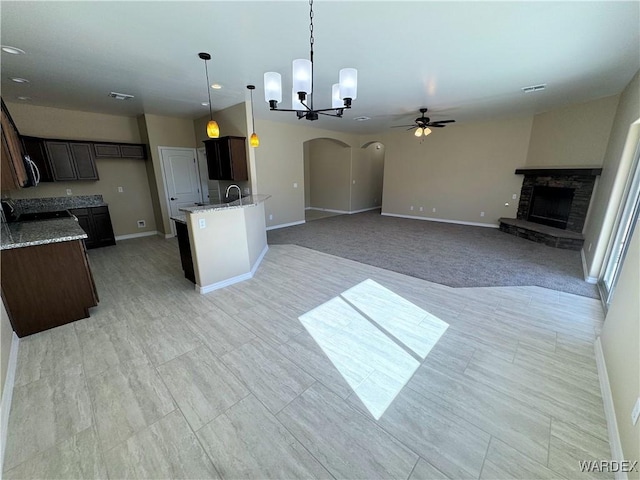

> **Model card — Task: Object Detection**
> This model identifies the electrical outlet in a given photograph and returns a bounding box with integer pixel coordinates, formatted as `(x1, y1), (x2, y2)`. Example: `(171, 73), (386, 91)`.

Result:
(512, 194), (517, 200)
(410, 206), (414, 211)
(352, 180), (356, 184)
(269, 214), (273, 220)
(480, 212), (485, 217)
(632, 397), (640, 426)
(419, 207), (424, 211)
(293, 182), (298, 188)
(66, 189), (72, 196)
(199, 218), (206, 229)
(118, 186), (124, 193)
(432, 208), (436, 213)
(137, 220), (145, 228)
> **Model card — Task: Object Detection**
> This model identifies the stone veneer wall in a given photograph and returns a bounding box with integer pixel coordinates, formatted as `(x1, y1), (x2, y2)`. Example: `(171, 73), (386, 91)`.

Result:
(517, 174), (598, 233)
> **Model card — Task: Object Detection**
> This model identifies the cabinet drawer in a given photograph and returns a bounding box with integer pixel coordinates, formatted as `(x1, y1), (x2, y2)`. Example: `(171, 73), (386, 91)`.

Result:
(94, 143), (121, 158)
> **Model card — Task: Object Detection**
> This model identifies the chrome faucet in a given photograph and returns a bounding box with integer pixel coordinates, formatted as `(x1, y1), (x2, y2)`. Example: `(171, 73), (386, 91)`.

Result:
(225, 184), (242, 205)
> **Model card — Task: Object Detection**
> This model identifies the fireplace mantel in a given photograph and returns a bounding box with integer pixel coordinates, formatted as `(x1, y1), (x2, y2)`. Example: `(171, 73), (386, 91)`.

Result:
(515, 167), (602, 176)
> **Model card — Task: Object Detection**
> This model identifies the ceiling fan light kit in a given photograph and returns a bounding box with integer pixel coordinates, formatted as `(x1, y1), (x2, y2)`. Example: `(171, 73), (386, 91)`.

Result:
(263, 0), (357, 121)
(393, 108), (455, 139)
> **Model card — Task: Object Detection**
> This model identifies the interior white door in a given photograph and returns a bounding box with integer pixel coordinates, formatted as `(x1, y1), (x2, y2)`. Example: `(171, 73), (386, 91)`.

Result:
(160, 147), (202, 235)
(196, 147), (211, 204)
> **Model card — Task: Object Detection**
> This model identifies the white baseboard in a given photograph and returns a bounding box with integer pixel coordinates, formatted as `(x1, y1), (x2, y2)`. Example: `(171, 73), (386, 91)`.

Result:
(1, 332), (19, 472)
(197, 245), (269, 294)
(115, 231), (159, 241)
(381, 212), (499, 228)
(594, 337), (628, 480)
(581, 248), (599, 284)
(307, 206), (381, 215)
(349, 206), (382, 214)
(161, 232), (174, 239)
(266, 220), (305, 231)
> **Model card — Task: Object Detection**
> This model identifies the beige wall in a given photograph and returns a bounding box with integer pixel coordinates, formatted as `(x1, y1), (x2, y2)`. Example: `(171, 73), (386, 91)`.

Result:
(303, 142), (311, 208)
(600, 225), (640, 475)
(141, 113), (197, 235)
(1, 301), (12, 398)
(378, 116), (533, 225)
(525, 95), (620, 167)
(4, 103), (157, 236)
(584, 72), (640, 278)
(308, 138), (352, 212)
(252, 118), (361, 228)
(351, 143), (385, 212)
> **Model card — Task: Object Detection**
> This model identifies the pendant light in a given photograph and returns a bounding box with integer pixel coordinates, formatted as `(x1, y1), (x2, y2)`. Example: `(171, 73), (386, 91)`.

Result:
(247, 85), (260, 147)
(198, 52), (219, 138)
(263, 0), (357, 121)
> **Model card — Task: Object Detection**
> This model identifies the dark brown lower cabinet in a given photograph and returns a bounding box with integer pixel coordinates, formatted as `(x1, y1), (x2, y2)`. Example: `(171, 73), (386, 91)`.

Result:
(175, 221), (195, 283)
(1, 240), (99, 337)
(70, 206), (116, 249)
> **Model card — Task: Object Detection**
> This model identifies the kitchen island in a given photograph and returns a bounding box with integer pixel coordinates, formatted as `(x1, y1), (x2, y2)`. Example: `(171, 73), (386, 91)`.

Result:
(1, 217), (98, 337)
(176, 194), (270, 293)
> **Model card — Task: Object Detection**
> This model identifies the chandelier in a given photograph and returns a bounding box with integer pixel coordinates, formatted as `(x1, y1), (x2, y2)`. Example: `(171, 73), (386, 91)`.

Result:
(263, 0), (357, 121)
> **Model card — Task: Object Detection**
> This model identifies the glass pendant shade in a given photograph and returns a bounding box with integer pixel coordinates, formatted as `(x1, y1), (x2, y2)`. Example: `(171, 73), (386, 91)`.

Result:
(292, 89), (305, 110)
(292, 59), (312, 95)
(424, 127), (432, 136)
(207, 120), (220, 138)
(264, 72), (282, 103)
(339, 68), (357, 100)
(332, 83), (342, 108)
(250, 132), (260, 147)
(414, 127), (423, 137)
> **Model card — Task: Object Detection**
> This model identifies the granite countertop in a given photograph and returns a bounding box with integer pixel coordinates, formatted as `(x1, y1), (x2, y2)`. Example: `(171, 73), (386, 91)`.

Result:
(11, 195), (108, 215)
(179, 194), (271, 214)
(1, 218), (88, 250)
(171, 214), (187, 224)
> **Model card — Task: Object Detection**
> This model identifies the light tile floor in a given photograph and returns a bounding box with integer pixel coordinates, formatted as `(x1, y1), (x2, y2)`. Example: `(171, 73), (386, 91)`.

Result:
(2, 236), (612, 479)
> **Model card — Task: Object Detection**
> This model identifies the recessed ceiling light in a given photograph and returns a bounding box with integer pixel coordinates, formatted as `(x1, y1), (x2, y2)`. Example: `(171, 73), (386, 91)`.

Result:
(17, 96), (31, 101)
(211, 84), (222, 90)
(2, 46), (26, 55)
(354, 116), (371, 121)
(10, 77), (29, 83)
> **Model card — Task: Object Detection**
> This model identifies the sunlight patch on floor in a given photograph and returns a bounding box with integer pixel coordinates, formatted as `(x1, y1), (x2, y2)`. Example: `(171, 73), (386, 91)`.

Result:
(299, 279), (449, 419)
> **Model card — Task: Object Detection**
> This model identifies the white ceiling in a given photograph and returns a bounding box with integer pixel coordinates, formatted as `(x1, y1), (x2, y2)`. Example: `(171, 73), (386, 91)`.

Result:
(1, 1), (639, 135)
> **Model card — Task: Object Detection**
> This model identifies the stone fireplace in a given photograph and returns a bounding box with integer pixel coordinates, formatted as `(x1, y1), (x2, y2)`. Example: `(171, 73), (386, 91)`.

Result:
(499, 167), (602, 250)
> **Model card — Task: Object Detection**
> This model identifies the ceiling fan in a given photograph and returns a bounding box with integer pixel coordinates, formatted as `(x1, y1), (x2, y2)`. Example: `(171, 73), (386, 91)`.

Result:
(392, 108), (455, 137)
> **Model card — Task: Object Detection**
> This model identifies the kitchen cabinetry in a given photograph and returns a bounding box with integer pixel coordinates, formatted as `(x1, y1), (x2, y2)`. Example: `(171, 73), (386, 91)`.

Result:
(204, 136), (248, 181)
(1, 239), (98, 337)
(70, 206), (116, 249)
(175, 221), (195, 283)
(45, 141), (99, 181)
(94, 142), (147, 159)
(1, 99), (28, 190)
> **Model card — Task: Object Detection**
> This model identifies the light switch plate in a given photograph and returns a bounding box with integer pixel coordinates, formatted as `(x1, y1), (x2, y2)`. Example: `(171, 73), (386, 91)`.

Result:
(199, 218), (206, 229)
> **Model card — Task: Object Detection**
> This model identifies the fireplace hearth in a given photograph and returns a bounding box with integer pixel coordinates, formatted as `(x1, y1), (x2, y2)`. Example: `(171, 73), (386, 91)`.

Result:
(499, 167), (602, 250)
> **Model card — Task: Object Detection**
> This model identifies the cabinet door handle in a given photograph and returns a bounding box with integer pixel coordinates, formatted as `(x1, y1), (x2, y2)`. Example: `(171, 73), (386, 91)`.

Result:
(170, 197), (177, 201)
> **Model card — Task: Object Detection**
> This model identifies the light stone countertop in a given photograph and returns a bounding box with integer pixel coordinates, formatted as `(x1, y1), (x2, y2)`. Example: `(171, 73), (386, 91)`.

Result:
(179, 194), (271, 215)
(1, 218), (88, 250)
(171, 214), (187, 224)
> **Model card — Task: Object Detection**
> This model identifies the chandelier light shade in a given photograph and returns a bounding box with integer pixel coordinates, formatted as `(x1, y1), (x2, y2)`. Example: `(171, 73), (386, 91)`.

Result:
(247, 85), (260, 148)
(263, 0), (357, 121)
(198, 52), (220, 139)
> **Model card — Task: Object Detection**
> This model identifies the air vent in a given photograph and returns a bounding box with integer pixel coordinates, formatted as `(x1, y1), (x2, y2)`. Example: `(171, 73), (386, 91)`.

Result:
(109, 91), (135, 100)
(353, 116), (371, 121)
(522, 84), (547, 93)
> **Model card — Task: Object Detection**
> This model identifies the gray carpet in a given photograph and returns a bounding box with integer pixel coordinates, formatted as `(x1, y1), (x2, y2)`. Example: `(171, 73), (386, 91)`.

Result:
(267, 209), (599, 299)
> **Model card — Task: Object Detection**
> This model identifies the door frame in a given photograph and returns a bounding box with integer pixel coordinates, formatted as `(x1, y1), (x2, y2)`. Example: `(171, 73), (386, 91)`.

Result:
(159, 146), (203, 237)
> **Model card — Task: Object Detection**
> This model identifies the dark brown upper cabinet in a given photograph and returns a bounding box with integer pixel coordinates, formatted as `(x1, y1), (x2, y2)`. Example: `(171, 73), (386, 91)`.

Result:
(21, 136), (54, 182)
(94, 142), (146, 159)
(45, 141), (99, 181)
(204, 136), (248, 181)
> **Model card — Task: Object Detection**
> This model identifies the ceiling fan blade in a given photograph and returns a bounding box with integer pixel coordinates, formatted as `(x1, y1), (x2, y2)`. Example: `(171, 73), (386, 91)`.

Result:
(428, 124), (446, 128)
(431, 120), (456, 124)
(391, 124), (417, 128)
